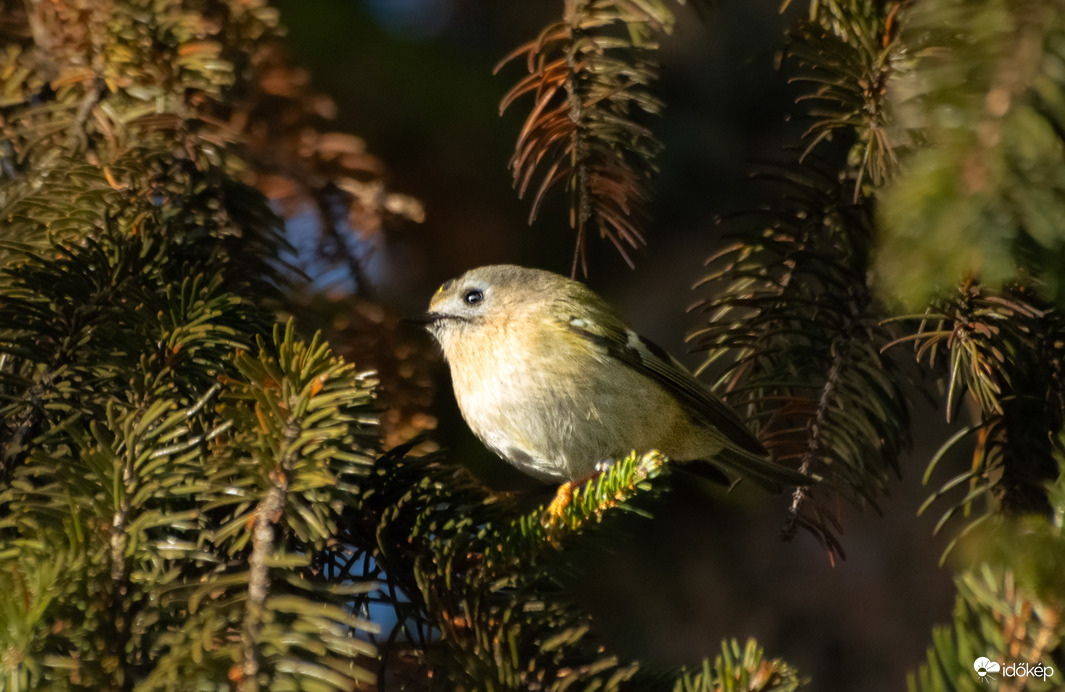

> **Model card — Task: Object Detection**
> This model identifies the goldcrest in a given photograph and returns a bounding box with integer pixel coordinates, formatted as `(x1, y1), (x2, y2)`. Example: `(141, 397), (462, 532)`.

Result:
(423, 265), (806, 490)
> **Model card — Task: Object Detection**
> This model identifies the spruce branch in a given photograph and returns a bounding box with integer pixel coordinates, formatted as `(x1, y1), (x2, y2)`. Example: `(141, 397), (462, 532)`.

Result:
(148, 323), (379, 691)
(0, 3), (383, 687)
(241, 484), (285, 689)
(0, 157), (282, 481)
(691, 163), (910, 560)
(497, 0), (697, 275)
(483, 451), (669, 574)
(787, 0), (902, 198)
(908, 458), (1065, 692)
(353, 447), (801, 689)
(887, 282), (1065, 549)
(672, 639), (803, 692)
(683, 2), (914, 560)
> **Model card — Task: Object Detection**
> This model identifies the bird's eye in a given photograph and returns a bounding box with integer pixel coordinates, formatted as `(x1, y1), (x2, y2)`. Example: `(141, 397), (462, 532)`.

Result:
(463, 288), (484, 306)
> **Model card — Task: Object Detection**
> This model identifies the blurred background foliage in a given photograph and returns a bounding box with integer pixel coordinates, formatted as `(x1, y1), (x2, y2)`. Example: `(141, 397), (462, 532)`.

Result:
(1, 0), (1064, 690)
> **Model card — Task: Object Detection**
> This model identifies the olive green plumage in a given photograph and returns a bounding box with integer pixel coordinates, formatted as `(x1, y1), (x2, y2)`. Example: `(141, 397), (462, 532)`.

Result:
(424, 265), (806, 490)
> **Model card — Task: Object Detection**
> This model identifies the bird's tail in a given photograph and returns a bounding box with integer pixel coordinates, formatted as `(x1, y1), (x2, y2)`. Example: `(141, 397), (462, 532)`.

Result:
(703, 446), (815, 493)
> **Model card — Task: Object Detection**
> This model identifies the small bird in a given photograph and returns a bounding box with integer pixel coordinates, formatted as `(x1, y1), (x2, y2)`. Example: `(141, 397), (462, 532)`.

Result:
(422, 265), (806, 516)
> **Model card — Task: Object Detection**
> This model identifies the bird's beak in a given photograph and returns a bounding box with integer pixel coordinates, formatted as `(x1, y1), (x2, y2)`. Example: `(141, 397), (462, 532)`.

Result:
(403, 312), (446, 330)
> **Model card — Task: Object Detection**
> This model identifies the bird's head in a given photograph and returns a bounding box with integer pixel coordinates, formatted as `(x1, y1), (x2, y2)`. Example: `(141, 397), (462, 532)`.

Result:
(422, 265), (565, 358)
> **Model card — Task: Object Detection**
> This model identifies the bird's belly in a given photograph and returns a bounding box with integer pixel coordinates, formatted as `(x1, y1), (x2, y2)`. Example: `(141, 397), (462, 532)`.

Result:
(455, 359), (715, 482)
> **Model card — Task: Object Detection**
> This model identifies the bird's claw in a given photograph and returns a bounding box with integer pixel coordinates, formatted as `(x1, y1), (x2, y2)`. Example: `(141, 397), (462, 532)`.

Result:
(543, 481), (574, 526)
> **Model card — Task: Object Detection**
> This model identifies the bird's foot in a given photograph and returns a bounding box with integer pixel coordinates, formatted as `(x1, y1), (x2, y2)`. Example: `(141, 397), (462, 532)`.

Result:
(542, 459), (616, 527)
(543, 481), (574, 526)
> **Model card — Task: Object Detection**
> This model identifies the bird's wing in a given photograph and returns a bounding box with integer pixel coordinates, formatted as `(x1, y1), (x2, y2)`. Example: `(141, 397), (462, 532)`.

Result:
(563, 315), (764, 454)
(553, 281), (809, 489)
(566, 310), (813, 483)
(563, 313), (811, 489)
